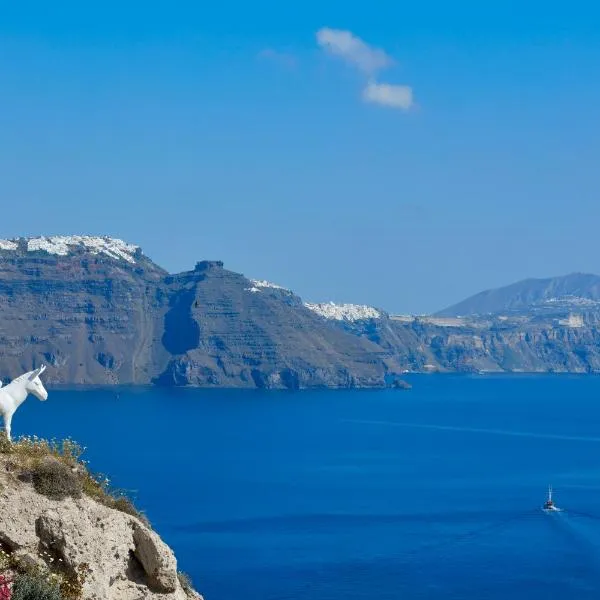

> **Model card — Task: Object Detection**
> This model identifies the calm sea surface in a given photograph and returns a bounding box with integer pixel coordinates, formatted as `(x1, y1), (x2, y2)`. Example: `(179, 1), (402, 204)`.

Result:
(14, 375), (600, 599)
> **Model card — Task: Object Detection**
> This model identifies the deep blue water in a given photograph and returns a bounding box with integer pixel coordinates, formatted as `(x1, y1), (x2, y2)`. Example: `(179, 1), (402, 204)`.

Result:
(13, 375), (600, 599)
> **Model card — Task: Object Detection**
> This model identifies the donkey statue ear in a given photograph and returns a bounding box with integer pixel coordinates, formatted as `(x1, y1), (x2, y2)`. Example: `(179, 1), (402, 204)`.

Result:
(29, 365), (46, 380)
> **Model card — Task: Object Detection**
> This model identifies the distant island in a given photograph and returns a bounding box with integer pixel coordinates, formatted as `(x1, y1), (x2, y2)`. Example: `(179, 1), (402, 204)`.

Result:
(1, 236), (600, 388)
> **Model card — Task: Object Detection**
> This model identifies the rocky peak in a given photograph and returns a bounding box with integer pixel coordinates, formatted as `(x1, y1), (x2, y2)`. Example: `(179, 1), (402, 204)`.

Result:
(193, 261), (224, 272)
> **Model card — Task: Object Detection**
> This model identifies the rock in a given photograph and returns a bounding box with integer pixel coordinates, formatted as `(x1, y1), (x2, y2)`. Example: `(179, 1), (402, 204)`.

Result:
(392, 379), (412, 390)
(10, 549), (44, 572)
(132, 523), (178, 593)
(0, 453), (199, 600)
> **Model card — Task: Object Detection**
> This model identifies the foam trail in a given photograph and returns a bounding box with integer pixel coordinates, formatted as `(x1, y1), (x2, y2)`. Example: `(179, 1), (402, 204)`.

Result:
(545, 512), (600, 567)
(345, 419), (600, 444)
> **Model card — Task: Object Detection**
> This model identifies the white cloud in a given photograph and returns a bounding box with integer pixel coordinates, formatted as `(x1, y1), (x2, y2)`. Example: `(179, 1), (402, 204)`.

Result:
(362, 81), (413, 110)
(316, 28), (392, 75)
(316, 28), (415, 112)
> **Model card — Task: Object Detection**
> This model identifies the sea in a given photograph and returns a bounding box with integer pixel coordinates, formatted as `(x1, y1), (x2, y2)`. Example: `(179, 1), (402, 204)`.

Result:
(14, 375), (600, 599)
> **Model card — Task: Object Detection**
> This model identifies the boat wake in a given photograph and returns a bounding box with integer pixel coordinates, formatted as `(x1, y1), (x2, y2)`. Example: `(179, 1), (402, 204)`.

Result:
(344, 419), (600, 444)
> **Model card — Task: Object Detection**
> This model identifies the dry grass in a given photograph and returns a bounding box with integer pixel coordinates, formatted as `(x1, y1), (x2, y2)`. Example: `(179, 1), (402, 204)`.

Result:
(0, 433), (149, 525)
(177, 571), (195, 597)
(0, 434), (149, 599)
(30, 459), (83, 501)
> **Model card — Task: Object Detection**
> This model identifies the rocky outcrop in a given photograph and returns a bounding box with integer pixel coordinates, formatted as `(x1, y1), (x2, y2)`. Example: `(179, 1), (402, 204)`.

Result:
(132, 523), (179, 593)
(0, 451), (201, 600)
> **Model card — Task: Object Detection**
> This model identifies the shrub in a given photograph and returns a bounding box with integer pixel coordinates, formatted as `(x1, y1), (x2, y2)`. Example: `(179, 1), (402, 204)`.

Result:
(11, 572), (62, 600)
(58, 563), (91, 600)
(111, 496), (147, 521)
(78, 474), (149, 526)
(2, 434), (147, 522)
(177, 571), (195, 596)
(31, 460), (82, 501)
(0, 548), (10, 572)
(0, 432), (10, 454)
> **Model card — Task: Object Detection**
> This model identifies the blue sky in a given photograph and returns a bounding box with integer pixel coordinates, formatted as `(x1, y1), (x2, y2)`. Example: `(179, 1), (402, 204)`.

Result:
(1, 1), (599, 313)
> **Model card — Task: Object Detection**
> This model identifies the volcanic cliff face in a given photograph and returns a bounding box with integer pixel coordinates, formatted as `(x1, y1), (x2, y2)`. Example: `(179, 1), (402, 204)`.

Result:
(3, 235), (600, 383)
(0, 237), (397, 387)
(155, 261), (392, 388)
(323, 311), (600, 374)
(0, 237), (167, 385)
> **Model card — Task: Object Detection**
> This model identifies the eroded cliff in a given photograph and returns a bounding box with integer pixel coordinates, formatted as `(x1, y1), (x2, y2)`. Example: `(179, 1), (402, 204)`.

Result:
(0, 436), (202, 600)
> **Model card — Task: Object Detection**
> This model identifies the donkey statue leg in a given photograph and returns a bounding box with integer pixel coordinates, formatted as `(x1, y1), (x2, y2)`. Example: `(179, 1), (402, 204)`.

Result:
(3, 411), (12, 442)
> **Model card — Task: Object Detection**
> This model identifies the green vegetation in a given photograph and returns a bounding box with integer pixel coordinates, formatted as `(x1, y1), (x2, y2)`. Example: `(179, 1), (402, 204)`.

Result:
(177, 572), (194, 596)
(0, 549), (63, 600)
(0, 549), (91, 600)
(0, 433), (148, 525)
(31, 460), (82, 501)
(10, 573), (62, 600)
(0, 433), (145, 599)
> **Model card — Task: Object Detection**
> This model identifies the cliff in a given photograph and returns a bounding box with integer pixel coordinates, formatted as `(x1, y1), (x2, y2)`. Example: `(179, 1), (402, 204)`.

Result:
(156, 262), (392, 388)
(0, 435), (201, 600)
(0, 237), (166, 385)
(327, 312), (600, 373)
(0, 236), (398, 388)
(3, 235), (600, 382)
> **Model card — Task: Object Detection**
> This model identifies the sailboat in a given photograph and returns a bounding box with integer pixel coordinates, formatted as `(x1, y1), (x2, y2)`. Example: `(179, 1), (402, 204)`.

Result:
(543, 485), (561, 512)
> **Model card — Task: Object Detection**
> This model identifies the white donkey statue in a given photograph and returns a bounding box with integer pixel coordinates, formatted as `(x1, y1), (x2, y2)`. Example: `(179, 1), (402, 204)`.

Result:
(0, 365), (48, 441)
